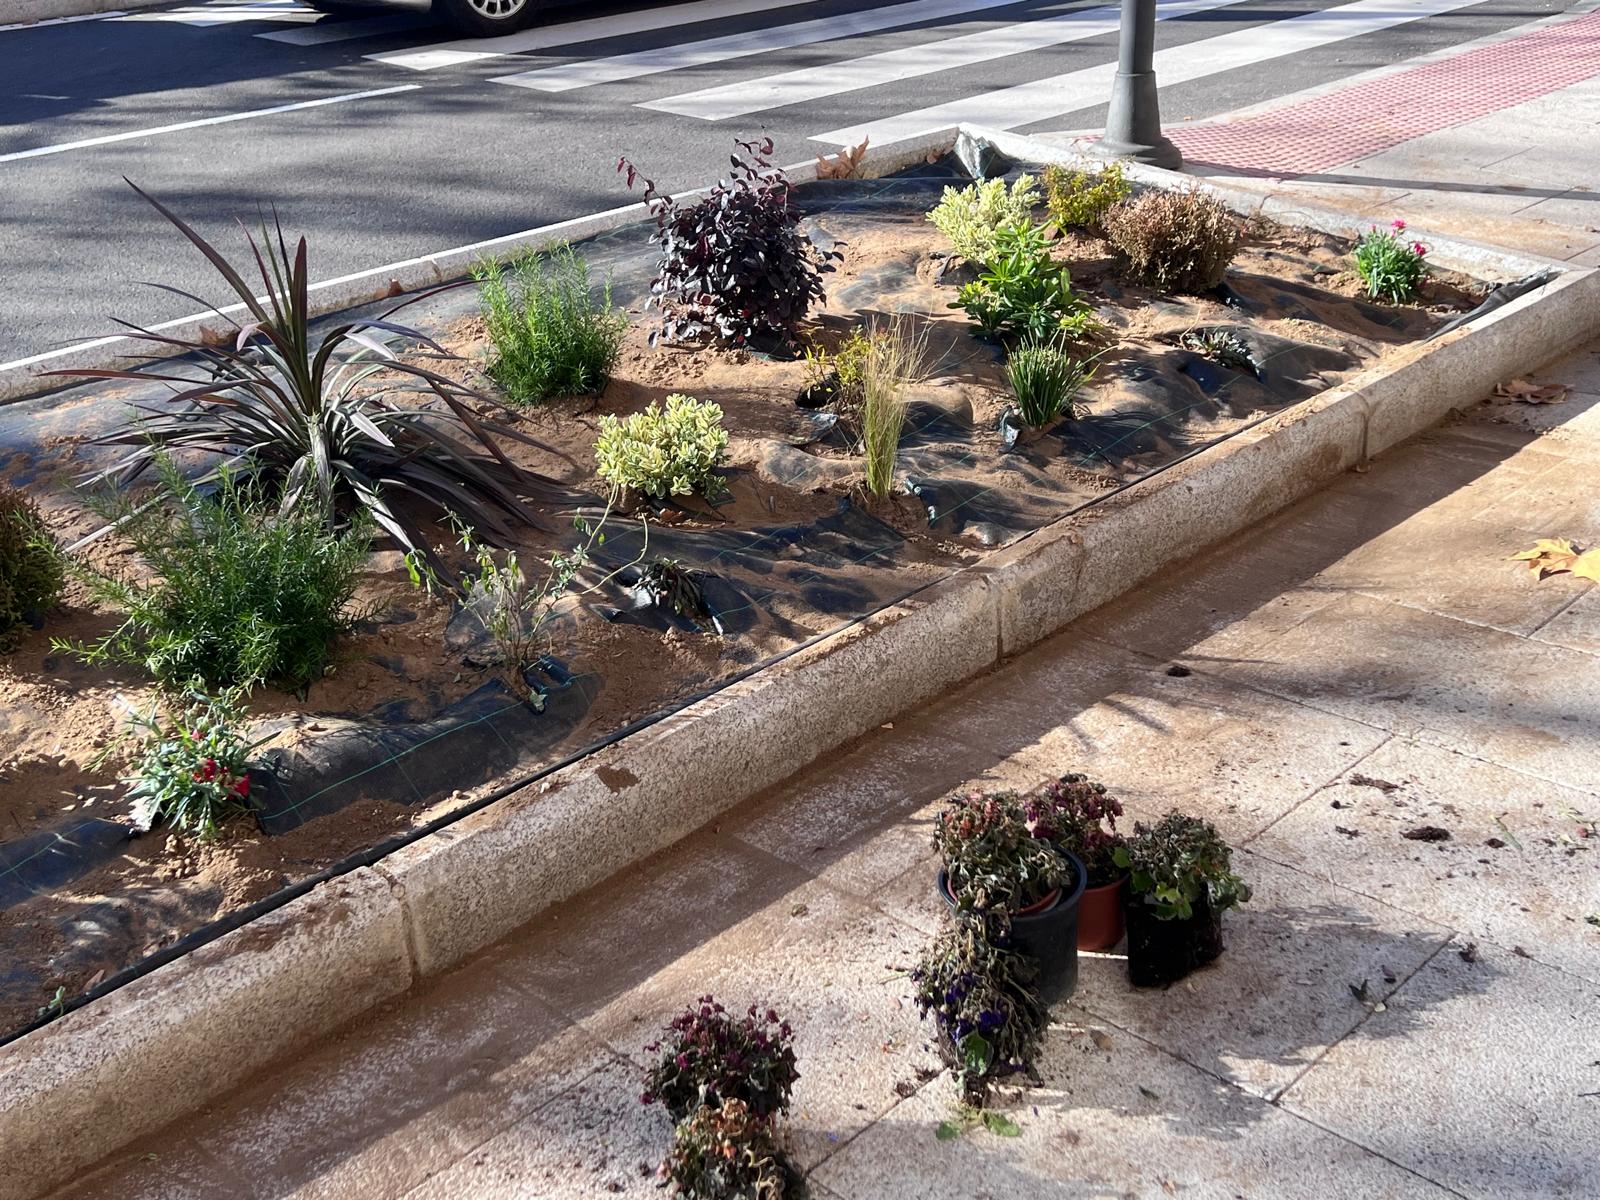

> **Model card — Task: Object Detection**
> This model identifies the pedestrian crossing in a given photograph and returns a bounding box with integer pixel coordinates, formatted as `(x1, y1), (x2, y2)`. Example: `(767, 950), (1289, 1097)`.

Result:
(91, 0), (1552, 151)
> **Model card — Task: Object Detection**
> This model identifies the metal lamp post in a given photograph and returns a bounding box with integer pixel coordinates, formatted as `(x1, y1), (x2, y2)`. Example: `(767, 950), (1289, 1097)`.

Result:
(1095, 0), (1182, 169)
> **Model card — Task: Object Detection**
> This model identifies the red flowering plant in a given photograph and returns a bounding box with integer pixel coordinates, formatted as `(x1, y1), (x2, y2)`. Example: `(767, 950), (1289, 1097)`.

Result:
(115, 688), (262, 839)
(1353, 218), (1429, 303)
(1026, 773), (1126, 888)
(642, 997), (799, 1123)
(934, 789), (1070, 914)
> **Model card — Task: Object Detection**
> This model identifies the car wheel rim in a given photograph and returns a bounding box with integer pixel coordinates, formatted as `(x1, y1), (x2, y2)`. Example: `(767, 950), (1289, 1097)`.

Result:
(466, 0), (526, 16)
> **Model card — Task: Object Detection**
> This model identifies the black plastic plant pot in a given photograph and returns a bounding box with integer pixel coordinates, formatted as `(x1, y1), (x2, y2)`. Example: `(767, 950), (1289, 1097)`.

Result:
(936, 851), (1087, 1004)
(1125, 893), (1226, 988)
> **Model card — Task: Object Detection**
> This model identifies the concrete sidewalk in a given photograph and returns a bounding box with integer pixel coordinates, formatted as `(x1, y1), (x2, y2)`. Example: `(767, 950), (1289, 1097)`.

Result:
(1152, 2), (1600, 262)
(47, 335), (1600, 1196)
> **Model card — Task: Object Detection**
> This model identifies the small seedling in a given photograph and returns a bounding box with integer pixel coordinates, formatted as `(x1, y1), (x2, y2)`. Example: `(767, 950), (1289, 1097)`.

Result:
(36, 986), (66, 1022)
(936, 1104), (1023, 1141)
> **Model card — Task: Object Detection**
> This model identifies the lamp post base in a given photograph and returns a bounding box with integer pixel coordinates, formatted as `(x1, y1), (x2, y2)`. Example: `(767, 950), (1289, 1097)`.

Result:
(1094, 69), (1183, 170)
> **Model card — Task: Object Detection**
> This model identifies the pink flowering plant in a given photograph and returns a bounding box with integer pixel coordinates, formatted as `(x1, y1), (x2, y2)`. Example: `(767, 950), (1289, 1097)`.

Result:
(934, 789), (1069, 914)
(1027, 773), (1126, 887)
(1353, 219), (1429, 303)
(116, 688), (261, 838)
(642, 997), (799, 1122)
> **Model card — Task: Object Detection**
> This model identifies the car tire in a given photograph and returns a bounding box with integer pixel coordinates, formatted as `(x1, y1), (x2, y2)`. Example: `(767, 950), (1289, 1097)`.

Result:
(431, 0), (536, 36)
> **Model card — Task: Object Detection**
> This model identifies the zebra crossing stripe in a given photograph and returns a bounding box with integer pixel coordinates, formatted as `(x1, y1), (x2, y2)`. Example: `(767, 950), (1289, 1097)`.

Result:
(809, 0), (1498, 146)
(642, 0), (1252, 120)
(258, 12), (432, 44)
(368, 0), (818, 72)
(491, 0), (1037, 94)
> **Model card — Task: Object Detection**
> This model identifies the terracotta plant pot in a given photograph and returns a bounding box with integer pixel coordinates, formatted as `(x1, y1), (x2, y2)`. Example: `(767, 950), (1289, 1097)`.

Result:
(936, 850), (1087, 1004)
(1125, 893), (1226, 988)
(1075, 873), (1129, 951)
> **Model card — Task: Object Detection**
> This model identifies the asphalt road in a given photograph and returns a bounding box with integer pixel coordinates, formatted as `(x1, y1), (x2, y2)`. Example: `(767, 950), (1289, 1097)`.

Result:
(0, 0), (1578, 364)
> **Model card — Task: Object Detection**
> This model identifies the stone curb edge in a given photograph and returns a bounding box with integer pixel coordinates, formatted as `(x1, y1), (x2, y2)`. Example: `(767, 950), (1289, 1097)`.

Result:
(4, 0), (166, 26)
(2, 128), (1596, 1200)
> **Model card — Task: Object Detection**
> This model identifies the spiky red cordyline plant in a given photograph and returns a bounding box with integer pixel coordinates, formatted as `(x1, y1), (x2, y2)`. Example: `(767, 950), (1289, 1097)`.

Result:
(50, 181), (575, 577)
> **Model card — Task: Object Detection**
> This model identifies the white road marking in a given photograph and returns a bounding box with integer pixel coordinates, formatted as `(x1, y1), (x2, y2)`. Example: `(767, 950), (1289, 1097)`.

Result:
(0, 84), (421, 164)
(367, 0), (817, 72)
(810, 0), (1496, 146)
(0, 11), (127, 33)
(119, 2), (318, 26)
(257, 12), (431, 43)
(492, 0), (1033, 94)
(644, 0), (1251, 120)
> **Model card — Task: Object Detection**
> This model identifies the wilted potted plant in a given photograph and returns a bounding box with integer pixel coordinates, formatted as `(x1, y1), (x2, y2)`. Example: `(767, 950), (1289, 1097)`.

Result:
(1115, 811), (1251, 987)
(933, 788), (1086, 1001)
(1028, 774), (1128, 951)
(910, 912), (1048, 1113)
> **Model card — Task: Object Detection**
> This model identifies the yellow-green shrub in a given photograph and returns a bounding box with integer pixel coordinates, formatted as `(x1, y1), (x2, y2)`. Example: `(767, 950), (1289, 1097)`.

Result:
(594, 394), (729, 501)
(926, 175), (1040, 264)
(1043, 161), (1131, 231)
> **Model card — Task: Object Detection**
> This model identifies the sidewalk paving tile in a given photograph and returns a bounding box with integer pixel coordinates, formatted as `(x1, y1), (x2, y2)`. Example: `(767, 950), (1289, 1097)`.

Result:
(397, 1056), (672, 1200)
(1213, 592), (1600, 785)
(1071, 853), (1451, 1100)
(1532, 590), (1600, 655)
(1280, 940), (1600, 1200)
(811, 1022), (1458, 1200)
(1249, 737), (1600, 983)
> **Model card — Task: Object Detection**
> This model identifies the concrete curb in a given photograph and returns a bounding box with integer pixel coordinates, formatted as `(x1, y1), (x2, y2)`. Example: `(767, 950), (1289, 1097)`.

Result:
(2, 0), (165, 25)
(2, 128), (1595, 1200)
(0, 130), (954, 405)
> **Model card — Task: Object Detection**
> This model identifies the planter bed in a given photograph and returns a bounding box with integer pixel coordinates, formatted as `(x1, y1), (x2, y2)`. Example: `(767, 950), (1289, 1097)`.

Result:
(0, 153), (1518, 1044)
(1, 127), (1596, 1199)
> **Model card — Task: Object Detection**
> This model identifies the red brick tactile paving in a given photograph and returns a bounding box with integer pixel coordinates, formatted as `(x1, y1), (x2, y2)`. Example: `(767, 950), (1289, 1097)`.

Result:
(1167, 9), (1600, 175)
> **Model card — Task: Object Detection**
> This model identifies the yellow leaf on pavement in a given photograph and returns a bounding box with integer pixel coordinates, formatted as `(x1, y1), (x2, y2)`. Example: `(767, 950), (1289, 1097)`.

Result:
(1572, 549), (1600, 584)
(1512, 537), (1600, 582)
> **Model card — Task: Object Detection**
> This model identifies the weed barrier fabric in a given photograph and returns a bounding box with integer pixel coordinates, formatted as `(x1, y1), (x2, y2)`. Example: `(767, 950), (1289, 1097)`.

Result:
(0, 157), (1491, 1039)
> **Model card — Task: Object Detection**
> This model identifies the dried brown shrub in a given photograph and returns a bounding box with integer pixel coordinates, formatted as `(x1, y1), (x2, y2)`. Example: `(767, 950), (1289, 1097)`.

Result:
(1102, 188), (1240, 294)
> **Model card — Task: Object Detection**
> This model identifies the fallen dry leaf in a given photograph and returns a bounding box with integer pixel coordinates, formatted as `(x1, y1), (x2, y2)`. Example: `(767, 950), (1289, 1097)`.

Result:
(1511, 538), (1600, 583)
(816, 136), (869, 180)
(1492, 378), (1571, 405)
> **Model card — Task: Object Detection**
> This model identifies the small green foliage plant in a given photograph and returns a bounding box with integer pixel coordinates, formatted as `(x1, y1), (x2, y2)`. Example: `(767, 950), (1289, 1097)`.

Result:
(660, 1099), (801, 1199)
(858, 315), (925, 501)
(950, 220), (1100, 343)
(1026, 774), (1125, 887)
(927, 174), (1041, 264)
(1102, 188), (1240, 293)
(1179, 326), (1257, 374)
(911, 914), (1048, 1109)
(642, 997), (800, 1122)
(452, 505), (643, 699)
(595, 394), (730, 503)
(637, 556), (709, 619)
(935, 788), (1069, 914)
(1114, 810), (1251, 920)
(1043, 161), (1131, 231)
(63, 460), (370, 692)
(475, 244), (627, 404)
(1354, 219), (1429, 303)
(115, 688), (263, 838)
(800, 326), (872, 411)
(0, 485), (63, 649)
(1005, 335), (1097, 428)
